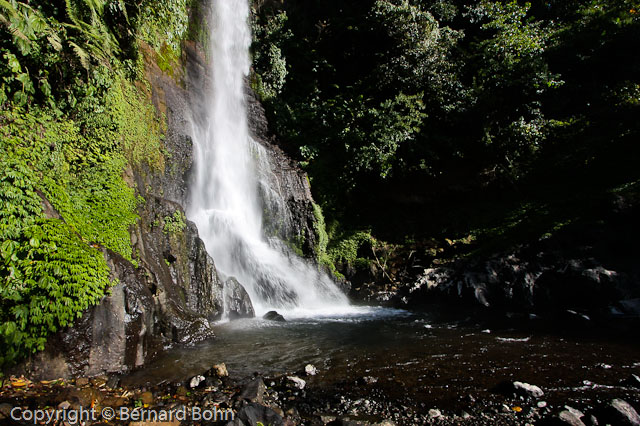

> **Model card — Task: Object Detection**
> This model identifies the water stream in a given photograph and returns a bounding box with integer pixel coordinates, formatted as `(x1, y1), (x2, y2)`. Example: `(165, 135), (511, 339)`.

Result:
(124, 310), (640, 412)
(187, 0), (347, 316)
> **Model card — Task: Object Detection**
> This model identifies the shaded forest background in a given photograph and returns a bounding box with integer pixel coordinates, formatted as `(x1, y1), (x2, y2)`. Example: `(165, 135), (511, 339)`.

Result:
(251, 0), (639, 269)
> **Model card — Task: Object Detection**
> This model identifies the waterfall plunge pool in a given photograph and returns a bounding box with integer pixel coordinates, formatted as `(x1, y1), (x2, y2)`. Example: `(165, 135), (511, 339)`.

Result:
(122, 306), (640, 414)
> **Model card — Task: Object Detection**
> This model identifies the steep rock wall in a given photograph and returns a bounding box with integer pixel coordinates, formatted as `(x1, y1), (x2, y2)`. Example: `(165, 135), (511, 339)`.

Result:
(16, 3), (319, 379)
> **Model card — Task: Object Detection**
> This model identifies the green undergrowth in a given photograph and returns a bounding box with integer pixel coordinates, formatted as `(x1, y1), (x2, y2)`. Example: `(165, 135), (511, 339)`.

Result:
(0, 159), (112, 368)
(0, 67), (165, 369)
(312, 202), (378, 279)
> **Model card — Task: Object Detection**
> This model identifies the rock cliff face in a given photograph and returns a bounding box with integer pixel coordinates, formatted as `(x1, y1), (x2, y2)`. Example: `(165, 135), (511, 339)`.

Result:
(247, 88), (320, 258)
(15, 7), (325, 379)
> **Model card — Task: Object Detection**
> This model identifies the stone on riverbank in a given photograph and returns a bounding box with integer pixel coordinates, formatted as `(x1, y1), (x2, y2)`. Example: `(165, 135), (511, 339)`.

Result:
(513, 381), (544, 398)
(263, 311), (286, 322)
(226, 402), (284, 426)
(239, 377), (266, 404)
(557, 409), (587, 426)
(604, 398), (640, 425)
(305, 364), (318, 376)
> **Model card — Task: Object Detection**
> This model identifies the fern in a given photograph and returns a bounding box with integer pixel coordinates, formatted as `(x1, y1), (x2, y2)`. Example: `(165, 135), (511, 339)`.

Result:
(68, 40), (89, 70)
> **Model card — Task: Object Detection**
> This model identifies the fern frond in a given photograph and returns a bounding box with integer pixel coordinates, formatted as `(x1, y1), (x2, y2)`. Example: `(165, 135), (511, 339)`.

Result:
(64, 0), (82, 28)
(0, 0), (19, 20)
(47, 34), (62, 51)
(69, 41), (90, 70)
(8, 23), (30, 42)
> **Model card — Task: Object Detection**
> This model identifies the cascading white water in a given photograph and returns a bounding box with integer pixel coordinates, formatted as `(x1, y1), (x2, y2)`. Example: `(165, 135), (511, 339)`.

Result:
(188, 0), (349, 316)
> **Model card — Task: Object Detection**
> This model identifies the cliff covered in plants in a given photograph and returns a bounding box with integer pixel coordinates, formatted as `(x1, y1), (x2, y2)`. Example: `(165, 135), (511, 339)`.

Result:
(0, 0), (232, 376)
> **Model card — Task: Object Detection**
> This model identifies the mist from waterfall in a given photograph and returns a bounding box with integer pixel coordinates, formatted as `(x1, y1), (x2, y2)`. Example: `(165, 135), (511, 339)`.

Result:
(187, 0), (349, 316)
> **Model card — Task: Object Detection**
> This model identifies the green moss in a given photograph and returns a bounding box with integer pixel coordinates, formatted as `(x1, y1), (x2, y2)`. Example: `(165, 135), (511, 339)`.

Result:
(163, 210), (186, 235)
(290, 232), (306, 257)
(311, 202), (334, 272)
(327, 231), (374, 267)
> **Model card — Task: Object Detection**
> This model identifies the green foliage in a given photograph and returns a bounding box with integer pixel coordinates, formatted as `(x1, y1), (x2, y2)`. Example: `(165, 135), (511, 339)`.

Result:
(0, 158), (112, 368)
(0, 0), (175, 369)
(251, 9), (291, 100)
(311, 202), (333, 272)
(163, 210), (186, 235)
(251, 0), (462, 210)
(252, 0), (639, 246)
(138, 0), (189, 53)
(465, 1), (559, 175)
(327, 231), (374, 269)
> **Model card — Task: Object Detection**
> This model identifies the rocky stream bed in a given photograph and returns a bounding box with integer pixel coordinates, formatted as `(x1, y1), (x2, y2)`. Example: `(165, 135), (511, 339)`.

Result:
(2, 310), (639, 426)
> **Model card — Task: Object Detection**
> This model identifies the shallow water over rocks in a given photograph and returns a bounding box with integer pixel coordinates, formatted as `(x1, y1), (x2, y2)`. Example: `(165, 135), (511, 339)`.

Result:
(123, 307), (639, 419)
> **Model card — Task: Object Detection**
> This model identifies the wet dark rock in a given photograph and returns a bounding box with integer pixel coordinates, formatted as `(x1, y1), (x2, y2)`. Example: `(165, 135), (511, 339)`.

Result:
(373, 195), (640, 315)
(617, 298), (640, 317)
(15, 195), (226, 379)
(623, 373), (640, 388)
(264, 311), (286, 322)
(556, 410), (587, 426)
(239, 377), (266, 404)
(600, 398), (640, 425)
(227, 402), (284, 426)
(246, 89), (320, 260)
(224, 277), (255, 319)
(0, 403), (12, 420)
(205, 376), (223, 390)
(513, 381), (544, 398)
(106, 376), (120, 389)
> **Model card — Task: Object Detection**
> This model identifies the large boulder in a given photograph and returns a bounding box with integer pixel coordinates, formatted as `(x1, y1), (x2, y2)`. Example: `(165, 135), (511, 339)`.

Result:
(224, 277), (255, 319)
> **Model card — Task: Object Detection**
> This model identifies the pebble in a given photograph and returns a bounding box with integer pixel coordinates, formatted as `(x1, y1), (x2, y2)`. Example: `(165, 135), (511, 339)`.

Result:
(189, 375), (205, 388)
(537, 401), (548, 408)
(564, 405), (585, 418)
(558, 410), (586, 426)
(287, 376), (306, 390)
(0, 403), (12, 419)
(513, 381), (544, 398)
(305, 364), (317, 376)
(363, 376), (378, 384)
(428, 408), (442, 419)
(140, 391), (154, 405)
(91, 376), (108, 387)
(75, 377), (89, 386)
(212, 363), (228, 377)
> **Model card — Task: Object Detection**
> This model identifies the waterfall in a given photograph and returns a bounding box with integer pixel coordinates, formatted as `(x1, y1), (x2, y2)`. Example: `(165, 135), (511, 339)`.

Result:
(187, 0), (349, 316)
